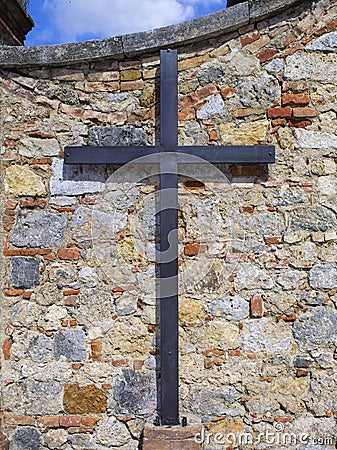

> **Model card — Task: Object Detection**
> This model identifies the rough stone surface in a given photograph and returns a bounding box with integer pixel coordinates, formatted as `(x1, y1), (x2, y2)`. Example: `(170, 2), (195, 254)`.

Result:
(12, 427), (40, 450)
(11, 211), (68, 248)
(208, 295), (249, 321)
(4, 165), (46, 197)
(196, 94), (228, 119)
(50, 159), (107, 196)
(54, 329), (86, 361)
(114, 370), (156, 416)
(306, 31), (337, 51)
(28, 334), (54, 363)
(284, 52), (337, 83)
(309, 264), (337, 290)
(63, 383), (107, 413)
(289, 206), (337, 232)
(10, 257), (40, 289)
(89, 126), (150, 146)
(293, 307), (337, 350)
(3, 381), (63, 414)
(96, 417), (131, 447)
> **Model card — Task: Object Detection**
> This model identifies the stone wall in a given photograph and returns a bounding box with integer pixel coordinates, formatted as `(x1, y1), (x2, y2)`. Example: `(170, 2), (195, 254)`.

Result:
(1, 0), (337, 448)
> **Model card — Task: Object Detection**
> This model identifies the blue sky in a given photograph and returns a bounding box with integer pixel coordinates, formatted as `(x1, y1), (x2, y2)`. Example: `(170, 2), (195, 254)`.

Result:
(25, 0), (227, 46)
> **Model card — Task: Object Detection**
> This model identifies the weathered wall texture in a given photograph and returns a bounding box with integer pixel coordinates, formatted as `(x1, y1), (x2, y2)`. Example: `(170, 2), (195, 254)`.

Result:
(1, 0), (337, 448)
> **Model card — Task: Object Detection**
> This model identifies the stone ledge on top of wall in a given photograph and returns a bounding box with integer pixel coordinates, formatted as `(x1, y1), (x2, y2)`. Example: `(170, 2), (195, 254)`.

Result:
(0, 0), (303, 67)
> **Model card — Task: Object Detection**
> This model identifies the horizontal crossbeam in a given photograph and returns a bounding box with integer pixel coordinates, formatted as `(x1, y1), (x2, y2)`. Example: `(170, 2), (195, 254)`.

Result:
(64, 145), (275, 165)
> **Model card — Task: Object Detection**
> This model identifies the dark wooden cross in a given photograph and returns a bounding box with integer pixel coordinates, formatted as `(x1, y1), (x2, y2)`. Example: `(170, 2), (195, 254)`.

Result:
(64, 49), (275, 426)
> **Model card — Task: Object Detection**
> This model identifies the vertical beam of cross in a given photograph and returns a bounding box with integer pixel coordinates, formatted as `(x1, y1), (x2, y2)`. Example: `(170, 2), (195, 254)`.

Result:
(159, 50), (179, 426)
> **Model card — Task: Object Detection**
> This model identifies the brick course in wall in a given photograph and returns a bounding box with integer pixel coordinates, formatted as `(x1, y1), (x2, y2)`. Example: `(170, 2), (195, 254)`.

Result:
(1, 0), (337, 448)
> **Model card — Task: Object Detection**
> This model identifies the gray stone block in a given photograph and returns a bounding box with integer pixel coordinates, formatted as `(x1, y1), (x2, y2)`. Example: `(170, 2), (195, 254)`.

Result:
(306, 31), (337, 52)
(114, 370), (156, 416)
(10, 257), (40, 289)
(89, 126), (150, 146)
(293, 307), (337, 350)
(12, 210), (67, 248)
(3, 381), (62, 415)
(54, 328), (86, 361)
(12, 427), (40, 450)
(309, 264), (337, 290)
(28, 334), (54, 363)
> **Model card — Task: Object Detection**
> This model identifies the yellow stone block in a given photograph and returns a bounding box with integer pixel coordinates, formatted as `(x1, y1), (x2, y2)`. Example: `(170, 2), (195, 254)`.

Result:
(5, 165), (46, 197)
(179, 298), (204, 323)
(220, 120), (269, 146)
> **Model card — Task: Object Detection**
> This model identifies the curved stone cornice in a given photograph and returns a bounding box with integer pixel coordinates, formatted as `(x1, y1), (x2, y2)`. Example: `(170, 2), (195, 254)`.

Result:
(0, 0), (304, 67)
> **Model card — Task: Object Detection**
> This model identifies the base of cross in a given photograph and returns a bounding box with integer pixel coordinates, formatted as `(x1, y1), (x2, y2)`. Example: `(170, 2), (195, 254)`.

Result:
(142, 423), (202, 449)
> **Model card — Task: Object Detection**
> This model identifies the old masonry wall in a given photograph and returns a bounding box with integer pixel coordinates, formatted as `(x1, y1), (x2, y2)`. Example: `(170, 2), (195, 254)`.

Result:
(1, 0), (337, 448)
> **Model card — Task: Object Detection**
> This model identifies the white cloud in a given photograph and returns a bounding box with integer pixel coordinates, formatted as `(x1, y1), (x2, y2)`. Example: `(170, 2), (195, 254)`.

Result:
(42, 0), (224, 44)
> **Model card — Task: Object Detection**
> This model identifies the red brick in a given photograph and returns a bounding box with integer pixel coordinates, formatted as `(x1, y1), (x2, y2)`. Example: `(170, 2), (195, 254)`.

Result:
(178, 108), (196, 121)
(202, 349), (225, 357)
(60, 415), (81, 427)
(327, 18), (337, 31)
(4, 199), (18, 209)
(112, 359), (129, 367)
(209, 129), (218, 141)
(184, 244), (206, 256)
(37, 416), (60, 428)
(281, 43), (301, 57)
(22, 291), (32, 299)
(81, 416), (101, 427)
(289, 119), (312, 128)
(4, 209), (16, 216)
(292, 107), (319, 118)
(241, 30), (260, 47)
(267, 107), (292, 119)
(63, 289), (80, 296)
(133, 359), (144, 370)
(228, 349), (242, 356)
(4, 249), (38, 256)
(91, 339), (102, 361)
(120, 80), (143, 91)
(192, 85), (217, 102)
(184, 180), (205, 189)
(240, 205), (254, 213)
(274, 416), (293, 423)
(57, 207), (75, 213)
(4, 415), (34, 426)
(58, 248), (80, 260)
(296, 369), (309, 377)
(258, 48), (279, 63)
(250, 295), (263, 318)
(3, 289), (24, 297)
(265, 236), (282, 244)
(283, 314), (296, 322)
(281, 93), (309, 106)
